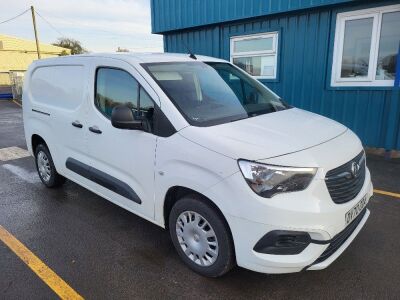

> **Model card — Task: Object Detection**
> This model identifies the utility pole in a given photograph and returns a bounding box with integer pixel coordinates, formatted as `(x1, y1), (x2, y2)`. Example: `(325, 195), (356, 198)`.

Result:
(30, 6), (41, 59)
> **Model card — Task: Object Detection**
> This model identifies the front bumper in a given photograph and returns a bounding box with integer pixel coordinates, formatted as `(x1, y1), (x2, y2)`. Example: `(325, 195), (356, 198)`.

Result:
(307, 208), (369, 271)
(204, 166), (373, 274)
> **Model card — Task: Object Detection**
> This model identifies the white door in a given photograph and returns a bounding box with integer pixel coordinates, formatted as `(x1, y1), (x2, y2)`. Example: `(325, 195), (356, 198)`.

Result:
(50, 63), (90, 177)
(83, 58), (160, 220)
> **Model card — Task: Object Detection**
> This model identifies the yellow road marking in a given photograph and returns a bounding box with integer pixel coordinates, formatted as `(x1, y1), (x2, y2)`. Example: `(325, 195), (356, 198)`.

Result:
(374, 189), (400, 199)
(0, 225), (84, 300)
(12, 100), (22, 107)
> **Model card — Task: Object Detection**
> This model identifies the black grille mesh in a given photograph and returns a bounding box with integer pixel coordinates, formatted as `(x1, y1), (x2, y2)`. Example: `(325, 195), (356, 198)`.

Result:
(325, 151), (366, 204)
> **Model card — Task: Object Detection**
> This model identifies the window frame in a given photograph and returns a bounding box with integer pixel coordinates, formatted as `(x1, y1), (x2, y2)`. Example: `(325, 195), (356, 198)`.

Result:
(94, 66), (155, 120)
(230, 32), (279, 80)
(331, 4), (400, 87)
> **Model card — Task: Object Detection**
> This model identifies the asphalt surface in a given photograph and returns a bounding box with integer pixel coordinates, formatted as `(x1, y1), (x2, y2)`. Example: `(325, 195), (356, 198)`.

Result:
(1, 100), (400, 299)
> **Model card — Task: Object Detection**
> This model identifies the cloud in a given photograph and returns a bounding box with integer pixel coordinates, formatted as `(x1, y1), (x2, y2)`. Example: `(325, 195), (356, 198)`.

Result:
(0, 0), (163, 52)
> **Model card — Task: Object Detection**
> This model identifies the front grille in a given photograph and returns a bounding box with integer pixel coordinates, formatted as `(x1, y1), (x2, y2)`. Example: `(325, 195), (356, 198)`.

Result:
(312, 208), (367, 265)
(325, 151), (366, 204)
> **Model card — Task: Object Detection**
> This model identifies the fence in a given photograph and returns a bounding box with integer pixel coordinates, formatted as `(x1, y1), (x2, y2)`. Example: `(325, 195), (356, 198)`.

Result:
(0, 71), (25, 101)
(0, 72), (12, 99)
(9, 71), (25, 101)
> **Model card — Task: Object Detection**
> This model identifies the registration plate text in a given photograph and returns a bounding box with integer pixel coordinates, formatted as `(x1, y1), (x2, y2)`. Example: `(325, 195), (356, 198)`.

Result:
(345, 195), (368, 225)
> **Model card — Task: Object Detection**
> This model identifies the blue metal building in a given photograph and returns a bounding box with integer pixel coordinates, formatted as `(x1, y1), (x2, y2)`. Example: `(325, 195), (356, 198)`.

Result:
(150, 0), (400, 150)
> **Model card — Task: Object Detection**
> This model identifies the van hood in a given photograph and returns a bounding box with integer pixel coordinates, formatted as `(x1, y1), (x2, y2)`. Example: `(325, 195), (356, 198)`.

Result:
(179, 108), (347, 161)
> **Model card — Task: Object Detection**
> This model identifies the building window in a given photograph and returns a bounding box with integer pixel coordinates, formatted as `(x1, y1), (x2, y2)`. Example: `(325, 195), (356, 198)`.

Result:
(230, 32), (278, 79)
(331, 4), (400, 87)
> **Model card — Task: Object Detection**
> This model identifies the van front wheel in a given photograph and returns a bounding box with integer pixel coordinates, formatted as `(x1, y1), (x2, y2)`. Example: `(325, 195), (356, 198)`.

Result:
(169, 195), (235, 277)
(35, 144), (66, 188)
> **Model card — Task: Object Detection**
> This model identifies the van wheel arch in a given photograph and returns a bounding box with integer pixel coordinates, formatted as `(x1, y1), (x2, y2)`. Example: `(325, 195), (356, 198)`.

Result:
(31, 134), (47, 154)
(164, 187), (236, 276)
(163, 186), (233, 237)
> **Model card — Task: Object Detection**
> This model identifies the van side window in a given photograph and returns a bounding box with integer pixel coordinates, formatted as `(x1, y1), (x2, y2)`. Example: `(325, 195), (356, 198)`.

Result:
(95, 68), (139, 118)
(139, 87), (155, 121)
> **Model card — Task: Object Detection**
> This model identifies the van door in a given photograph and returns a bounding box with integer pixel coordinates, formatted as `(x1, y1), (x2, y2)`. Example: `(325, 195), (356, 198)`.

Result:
(36, 63), (90, 177)
(82, 58), (159, 220)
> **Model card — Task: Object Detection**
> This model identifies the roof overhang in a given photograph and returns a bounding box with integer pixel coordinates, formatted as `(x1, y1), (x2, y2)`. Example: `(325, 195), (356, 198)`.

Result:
(151, 0), (361, 34)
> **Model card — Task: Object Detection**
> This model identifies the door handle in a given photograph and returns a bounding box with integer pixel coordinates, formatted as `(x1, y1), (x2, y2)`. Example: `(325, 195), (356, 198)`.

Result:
(89, 126), (102, 134)
(72, 121), (83, 128)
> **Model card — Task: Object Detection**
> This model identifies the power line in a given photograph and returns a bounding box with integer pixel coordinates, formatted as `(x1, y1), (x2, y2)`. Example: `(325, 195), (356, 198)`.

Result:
(0, 6), (163, 52)
(38, 13), (162, 42)
(0, 8), (30, 25)
(30, 9), (162, 45)
(34, 9), (66, 38)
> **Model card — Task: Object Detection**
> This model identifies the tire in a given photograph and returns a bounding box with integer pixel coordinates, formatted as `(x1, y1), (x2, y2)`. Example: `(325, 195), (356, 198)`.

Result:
(169, 194), (235, 277)
(34, 144), (66, 188)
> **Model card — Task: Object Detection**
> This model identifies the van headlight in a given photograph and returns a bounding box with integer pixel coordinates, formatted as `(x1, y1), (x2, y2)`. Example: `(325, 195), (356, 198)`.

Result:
(238, 160), (317, 198)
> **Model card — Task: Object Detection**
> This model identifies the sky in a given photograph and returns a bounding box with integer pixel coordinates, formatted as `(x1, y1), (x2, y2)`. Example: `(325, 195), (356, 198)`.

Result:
(0, 0), (163, 52)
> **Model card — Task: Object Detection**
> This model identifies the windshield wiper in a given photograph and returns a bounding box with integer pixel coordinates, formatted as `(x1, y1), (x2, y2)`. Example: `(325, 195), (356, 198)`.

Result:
(229, 116), (248, 122)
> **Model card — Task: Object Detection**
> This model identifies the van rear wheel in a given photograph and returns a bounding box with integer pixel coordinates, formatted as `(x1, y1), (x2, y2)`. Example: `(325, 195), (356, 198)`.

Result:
(169, 195), (235, 277)
(35, 144), (66, 188)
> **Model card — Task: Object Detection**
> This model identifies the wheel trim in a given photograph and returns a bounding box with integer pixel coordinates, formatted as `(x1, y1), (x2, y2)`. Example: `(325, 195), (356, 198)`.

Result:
(37, 151), (51, 182)
(176, 211), (219, 266)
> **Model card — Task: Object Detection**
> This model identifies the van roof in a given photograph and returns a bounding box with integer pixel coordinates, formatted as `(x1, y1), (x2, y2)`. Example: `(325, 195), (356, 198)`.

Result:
(33, 52), (227, 64)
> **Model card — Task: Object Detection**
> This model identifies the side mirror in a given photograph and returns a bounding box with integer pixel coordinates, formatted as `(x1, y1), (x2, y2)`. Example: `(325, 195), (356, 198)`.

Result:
(111, 105), (143, 130)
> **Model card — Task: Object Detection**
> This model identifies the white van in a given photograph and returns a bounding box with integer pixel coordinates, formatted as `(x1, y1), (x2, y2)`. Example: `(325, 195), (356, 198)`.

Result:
(23, 53), (373, 277)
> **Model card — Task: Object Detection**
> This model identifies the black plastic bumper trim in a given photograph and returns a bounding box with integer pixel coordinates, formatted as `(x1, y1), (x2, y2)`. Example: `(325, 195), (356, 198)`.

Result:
(254, 207), (368, 258)
(253, 230), (312, 255)
(303, 208), (367, 270)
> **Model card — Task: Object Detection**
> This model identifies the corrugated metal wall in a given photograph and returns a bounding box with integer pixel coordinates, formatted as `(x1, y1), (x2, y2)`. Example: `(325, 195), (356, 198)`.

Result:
(152, 0), (359, 33)
(163, 1), (400, 150)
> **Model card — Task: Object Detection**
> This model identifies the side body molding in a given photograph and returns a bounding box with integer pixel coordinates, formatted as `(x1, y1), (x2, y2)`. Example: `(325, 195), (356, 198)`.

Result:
(66, 158), (142, 204)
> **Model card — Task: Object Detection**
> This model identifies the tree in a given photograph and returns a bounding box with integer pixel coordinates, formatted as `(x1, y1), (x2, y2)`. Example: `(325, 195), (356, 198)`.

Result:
(59, 49), (69, 56)
(53, 38), (87, 55)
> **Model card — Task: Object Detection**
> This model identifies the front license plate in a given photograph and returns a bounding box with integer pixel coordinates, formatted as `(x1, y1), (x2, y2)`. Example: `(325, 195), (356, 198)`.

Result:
(345, 195), (368, 225)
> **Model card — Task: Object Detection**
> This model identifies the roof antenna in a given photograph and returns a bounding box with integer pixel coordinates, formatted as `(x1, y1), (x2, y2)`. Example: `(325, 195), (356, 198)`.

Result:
(182, 39), (197, 60)
(189, 52), (197, 60)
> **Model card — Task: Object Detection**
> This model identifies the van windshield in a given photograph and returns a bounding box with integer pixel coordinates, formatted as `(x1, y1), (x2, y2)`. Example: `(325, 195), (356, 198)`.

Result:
(142, 62), (290, 126)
